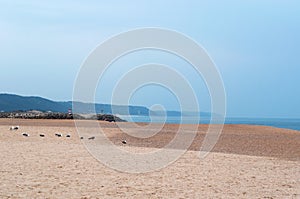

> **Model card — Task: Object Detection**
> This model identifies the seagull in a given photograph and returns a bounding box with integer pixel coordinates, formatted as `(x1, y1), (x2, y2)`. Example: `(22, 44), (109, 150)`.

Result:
(122, 140), (127, 144)
(39, 134), (45, 137)
(55, 133), (62, 137)
(22, 133), (29, 137)
(10, 126), (19, 130)
(66, 134), (71, 138)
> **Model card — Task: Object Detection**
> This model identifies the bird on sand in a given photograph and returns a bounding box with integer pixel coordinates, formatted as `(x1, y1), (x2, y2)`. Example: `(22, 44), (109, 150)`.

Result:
(10, 126), (19, 130)
(55, 133), (62, 137)
(22, 133), (29, 137)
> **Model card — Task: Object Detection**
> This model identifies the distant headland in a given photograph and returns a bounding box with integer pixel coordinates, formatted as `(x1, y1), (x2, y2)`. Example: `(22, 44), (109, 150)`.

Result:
(0, 93), (212, 118)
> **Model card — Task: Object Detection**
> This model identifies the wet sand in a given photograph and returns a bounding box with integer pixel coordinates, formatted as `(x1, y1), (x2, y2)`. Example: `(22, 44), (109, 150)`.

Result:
(0, 119), (299, 198)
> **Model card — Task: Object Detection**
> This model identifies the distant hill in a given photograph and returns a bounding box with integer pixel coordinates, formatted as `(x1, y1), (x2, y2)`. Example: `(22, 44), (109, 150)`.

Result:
(0, 93), (212, 117)
(0, 94), (68, 113)
(0, 94), (149, 115)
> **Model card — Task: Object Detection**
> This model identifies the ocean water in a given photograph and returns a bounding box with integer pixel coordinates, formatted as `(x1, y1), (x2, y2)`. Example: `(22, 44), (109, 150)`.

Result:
(118, 115), (300, 131)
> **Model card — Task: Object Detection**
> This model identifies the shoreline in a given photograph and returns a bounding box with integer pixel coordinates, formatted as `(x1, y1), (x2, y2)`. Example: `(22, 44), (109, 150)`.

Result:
(1, 118), (299, 161)
(1, 117), (299, 132)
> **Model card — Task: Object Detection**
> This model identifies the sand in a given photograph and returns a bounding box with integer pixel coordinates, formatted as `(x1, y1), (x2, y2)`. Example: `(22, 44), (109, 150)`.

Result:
(0, 119), (299, 198)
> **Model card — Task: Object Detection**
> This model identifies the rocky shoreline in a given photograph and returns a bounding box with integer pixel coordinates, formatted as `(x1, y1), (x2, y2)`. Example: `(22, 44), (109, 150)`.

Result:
(0, 111), (126, 122)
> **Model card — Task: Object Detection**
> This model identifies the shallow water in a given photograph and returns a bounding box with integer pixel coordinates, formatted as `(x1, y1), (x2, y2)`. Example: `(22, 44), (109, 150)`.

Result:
(118, 115), (300, 131)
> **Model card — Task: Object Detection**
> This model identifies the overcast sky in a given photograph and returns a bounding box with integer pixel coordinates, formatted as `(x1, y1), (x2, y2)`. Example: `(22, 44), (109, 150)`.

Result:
(0, 0), (299, 118)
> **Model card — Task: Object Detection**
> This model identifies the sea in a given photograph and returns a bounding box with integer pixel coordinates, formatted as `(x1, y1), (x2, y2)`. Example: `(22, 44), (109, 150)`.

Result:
(118, 115), (300, 131)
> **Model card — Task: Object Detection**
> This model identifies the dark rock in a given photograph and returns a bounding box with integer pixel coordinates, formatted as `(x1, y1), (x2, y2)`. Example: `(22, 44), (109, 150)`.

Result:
(0, 111), (126, 122)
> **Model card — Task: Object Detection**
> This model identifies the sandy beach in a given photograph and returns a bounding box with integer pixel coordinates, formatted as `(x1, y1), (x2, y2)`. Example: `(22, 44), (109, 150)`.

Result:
(0, 119), (299, 198)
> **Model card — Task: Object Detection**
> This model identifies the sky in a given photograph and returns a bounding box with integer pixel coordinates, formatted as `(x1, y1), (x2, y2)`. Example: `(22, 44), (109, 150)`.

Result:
(0, 0), (300, 118)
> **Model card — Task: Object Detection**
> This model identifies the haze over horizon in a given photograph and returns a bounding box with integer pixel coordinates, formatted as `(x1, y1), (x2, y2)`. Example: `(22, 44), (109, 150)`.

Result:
(1, 1), (299, 118)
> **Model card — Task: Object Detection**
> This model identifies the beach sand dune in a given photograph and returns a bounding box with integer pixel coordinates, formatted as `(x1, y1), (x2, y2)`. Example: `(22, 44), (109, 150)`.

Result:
(0, 119), (299, 198)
